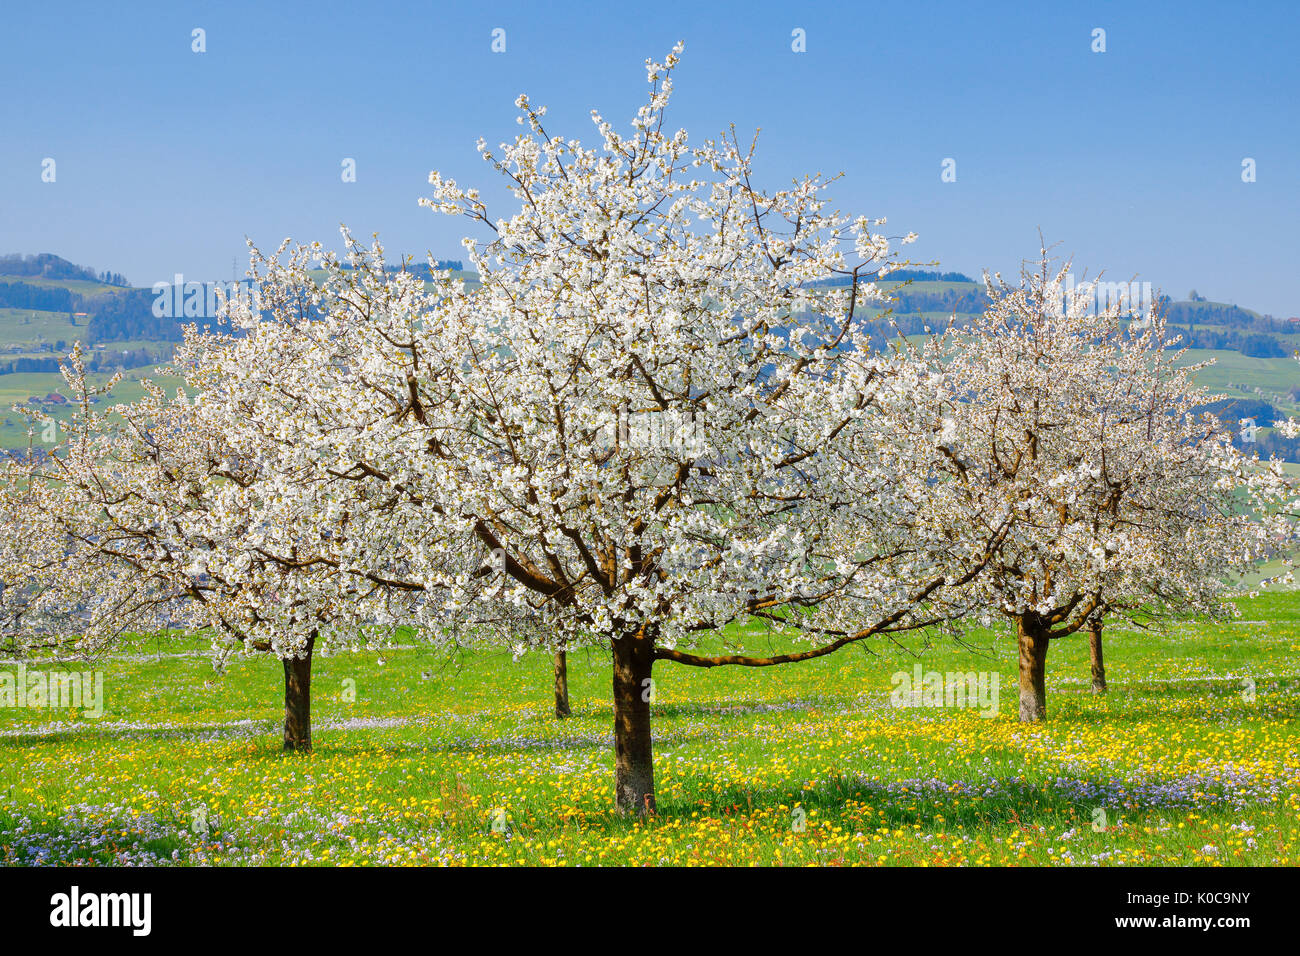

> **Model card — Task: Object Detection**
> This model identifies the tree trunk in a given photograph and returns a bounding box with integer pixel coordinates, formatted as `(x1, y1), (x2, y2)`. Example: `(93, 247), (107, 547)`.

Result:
(1089, 620), (1107, 694)
(1016, 613), (1050, 722)
(554, 648), (571, 718)
(283, 635), (315, 752)
(612, 632), (655, 814)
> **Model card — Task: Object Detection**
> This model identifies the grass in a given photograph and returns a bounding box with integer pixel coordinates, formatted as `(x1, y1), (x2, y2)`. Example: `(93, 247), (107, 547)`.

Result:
(0, 277), (126, 297)
(0, 309), (83, 348)
(1, 592), (1297, 867)
(0, 369), (182, 450)
(1176, 349), (1300, 418)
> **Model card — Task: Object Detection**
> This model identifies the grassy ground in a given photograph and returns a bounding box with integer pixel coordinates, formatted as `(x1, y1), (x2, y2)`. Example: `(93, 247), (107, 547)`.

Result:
(1175, 349), (1300, 417)
(0, 310), (84, 348)
(0, 278), (123, 298)
(0, 369), (182, 449)
(1, 592), (1297, 867)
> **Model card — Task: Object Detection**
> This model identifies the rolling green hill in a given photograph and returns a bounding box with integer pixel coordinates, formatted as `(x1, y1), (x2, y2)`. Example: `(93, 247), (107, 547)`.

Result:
(0, 308), (83, 347)
(3, 256), (1297, 456)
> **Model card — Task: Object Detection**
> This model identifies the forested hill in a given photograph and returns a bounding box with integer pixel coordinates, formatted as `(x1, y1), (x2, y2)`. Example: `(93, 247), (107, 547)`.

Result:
(811, 269), (1298, 358)
(0, 254), (468, 345)
(1, 255), (1295, 357)
(2, 253), (1299, 460)
(0, 253), (129, 287)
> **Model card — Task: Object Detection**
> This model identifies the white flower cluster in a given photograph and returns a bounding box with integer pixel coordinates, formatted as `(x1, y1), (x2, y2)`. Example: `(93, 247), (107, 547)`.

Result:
(0, 51), (1287, 683)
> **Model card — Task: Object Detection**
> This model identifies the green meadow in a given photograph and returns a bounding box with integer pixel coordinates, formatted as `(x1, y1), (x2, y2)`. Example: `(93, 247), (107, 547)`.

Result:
(1, 593), (1296, 866)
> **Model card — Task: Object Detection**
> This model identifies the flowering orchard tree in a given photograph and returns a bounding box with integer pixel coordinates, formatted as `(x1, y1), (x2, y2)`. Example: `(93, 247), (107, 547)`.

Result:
(1262, 357), (1300, 581)
(334, 45), (1002, 812)
(0, 350), (190, 654)
(894, 252), (1278, 720)
(0, 335), (412, 751)
(165, 47), (1008, 813)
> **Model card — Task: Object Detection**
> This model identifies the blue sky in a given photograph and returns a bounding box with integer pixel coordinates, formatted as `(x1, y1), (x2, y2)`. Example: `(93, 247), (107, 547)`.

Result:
(2, 0), (1297, 313)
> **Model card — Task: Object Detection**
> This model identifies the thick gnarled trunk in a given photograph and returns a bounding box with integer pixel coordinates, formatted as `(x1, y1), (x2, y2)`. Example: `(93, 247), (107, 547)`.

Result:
(612, 632), (655, 814)
(1089, 620), (1107, 694)
(554, 648), (571, 718)
(1016, 614), (1049, 722)
(283, 635), (315, 751)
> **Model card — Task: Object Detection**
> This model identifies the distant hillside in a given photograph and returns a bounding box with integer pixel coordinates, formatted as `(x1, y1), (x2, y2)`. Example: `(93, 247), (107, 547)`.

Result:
(0, 252), (128, 287)
(0, 254), (154, 347)
(3, 252), (1296, 353)
(85, 287), (182, 343)
(0, 253), (97, 283)
(0, 279), (79, 314)
(373, 260), (464, 279)
(1, 252), (1299, 462)
(0, 253), (482, 349)
(0, 253), (136, 332)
